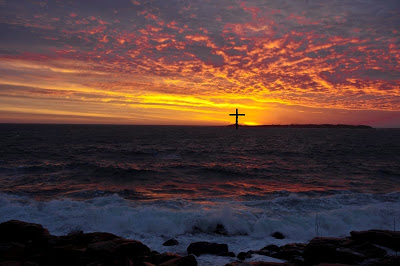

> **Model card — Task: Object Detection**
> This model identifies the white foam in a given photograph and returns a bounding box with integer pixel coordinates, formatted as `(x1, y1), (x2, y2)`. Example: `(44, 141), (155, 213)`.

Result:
(0, 192), (399, 265)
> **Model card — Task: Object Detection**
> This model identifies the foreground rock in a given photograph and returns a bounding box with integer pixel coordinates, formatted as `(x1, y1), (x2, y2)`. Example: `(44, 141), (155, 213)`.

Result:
(258, 243), (306, 264)
(226, 263), (291, 266)
(187, 241), (229, 256)
(350, 230), (400, 251)
(1, 220), (399, 266)
(303, 236), (387, 265)
(271, 232), (285, 240)
(0, 220), (197, 266)
(230, 230), (399, 265)
(163, 239), (179, 246)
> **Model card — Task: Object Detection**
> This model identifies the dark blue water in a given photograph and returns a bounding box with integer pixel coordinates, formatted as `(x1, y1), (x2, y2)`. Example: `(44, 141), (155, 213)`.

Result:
(0, 124), (399, 265)
(0, 124), (399, 199)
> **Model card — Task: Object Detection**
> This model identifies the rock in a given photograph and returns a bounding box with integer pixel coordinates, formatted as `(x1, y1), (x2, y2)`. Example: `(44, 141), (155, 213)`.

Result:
(148, 253), (181, 265)
(237, 251), (252, 260)
(159, 255), (197, 266)
(350, 230), (400, 251)
(87, 240), (121, 257)
(187, 241), (228, 256)
(218, 251), (236, 257)
(257, 243), (305, 263)
(215, 224), (228, 235)
(225, 262), (291, 266)
(163, 239), (179, 246)
(373, 255), (400, 265)
(260, 244), (280, 254)
(0, 243), (25, 259)
(22, 262), (38, 266)
(303, 236), (387, 265)
(87, 238), (150, 258)
(271, 243), (306, 263)
(55, 231), (122, 249)
(0, 262), (22, 266)
(67, 230), (83, 236)
(304, 237), (360, 264)
(115, 239), (151, 257)
(271, 232), (285, 239)
(0, 220), (50, 244)
(142, 262), (156, 266)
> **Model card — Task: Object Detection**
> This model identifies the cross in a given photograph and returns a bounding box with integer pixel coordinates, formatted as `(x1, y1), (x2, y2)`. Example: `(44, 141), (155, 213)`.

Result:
(229, 108), (245, 130)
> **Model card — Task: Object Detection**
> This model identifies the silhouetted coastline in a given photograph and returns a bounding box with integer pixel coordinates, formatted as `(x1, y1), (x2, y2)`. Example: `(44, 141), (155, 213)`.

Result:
(1, 220), (398, 265)
(226, 124), (373, 129)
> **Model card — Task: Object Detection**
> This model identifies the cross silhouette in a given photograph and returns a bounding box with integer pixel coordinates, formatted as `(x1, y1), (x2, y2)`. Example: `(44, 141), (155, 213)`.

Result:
(229, 108), (245, 130)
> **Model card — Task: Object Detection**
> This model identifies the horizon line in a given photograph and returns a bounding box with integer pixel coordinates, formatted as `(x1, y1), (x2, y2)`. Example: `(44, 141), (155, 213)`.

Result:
(2, 122), (399, 128)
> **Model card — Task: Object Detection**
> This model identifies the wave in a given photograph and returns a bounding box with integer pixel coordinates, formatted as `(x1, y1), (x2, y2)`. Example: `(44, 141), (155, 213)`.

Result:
(1, 191), (399, 258)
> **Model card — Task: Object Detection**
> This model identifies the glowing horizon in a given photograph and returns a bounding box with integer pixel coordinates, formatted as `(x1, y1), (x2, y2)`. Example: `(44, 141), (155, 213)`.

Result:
(0, 0), (399, 127)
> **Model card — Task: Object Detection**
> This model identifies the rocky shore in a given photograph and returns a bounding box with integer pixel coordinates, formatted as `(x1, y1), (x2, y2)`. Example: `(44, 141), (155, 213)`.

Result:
(0, 220), (399, 265)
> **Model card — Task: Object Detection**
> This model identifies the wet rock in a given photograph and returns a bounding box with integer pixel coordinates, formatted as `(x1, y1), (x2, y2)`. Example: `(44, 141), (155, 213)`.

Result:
(142, 262), (156, 266)
(237, 251), (252, 260)
(187, 241), (228, 256)
(0, 262), (22, 266)
(55, 231), (122, 250)
(87, 240), (121, 257)
(0, 243), (25, 259)
(87, 238), (150, 258)
(215, 224), (228, 235)
(260, 244), (280, 254)
(163, 239), (179, 246)
(303, 236), (387, 265)
(148, 252), (181, 265)
(115, 239), (151, 257)
(271, 232), (285, 240)
(304, 237), (359, 264)
(67, 230), (83, 236)
(218, 251), (236, 257)
(0, 220), (50, 244)
(350, 230), (400, 251)
(225, 262), (291, 266)
(159, 255), (197, 266)
(372, 255), (400, 265)
(277, 245), (305, 264)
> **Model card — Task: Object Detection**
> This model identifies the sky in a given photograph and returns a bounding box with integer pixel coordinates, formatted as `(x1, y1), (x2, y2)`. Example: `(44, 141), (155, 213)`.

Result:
(0, 0), (399, 127)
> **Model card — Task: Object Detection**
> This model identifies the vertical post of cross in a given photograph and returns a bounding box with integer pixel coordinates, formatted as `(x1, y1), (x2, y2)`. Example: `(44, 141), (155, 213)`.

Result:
(229, 108), (245, 130)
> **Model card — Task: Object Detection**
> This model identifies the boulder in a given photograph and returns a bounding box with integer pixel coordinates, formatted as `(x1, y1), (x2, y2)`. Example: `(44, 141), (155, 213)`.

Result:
(350, 230), (400, 251)
(260, 244), (280, 254)
(160, 255), (197, 266)
(87, 238), (150, 258)
(163, 239), (179, 246)
(0, 220), (50, 244)
(272, 243), (305, 263)
(215, 224), (228, 235)
(0, 243), (25, 259)
(225, 262), (291, 266)
(271, 232), (285, 240)
(115, 239), (151, 257)
(218, 251), (236, 257)
(148, 253), (181, 265)
(237, 251), (252, 260)
(87, 240), (121, 257)
(0, 262), (23, 266)
(303, 237), (387, 265)
(187, 241), (228, 256)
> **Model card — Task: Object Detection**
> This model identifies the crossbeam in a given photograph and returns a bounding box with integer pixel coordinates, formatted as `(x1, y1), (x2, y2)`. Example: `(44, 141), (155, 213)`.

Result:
(229, 108), (245, 130)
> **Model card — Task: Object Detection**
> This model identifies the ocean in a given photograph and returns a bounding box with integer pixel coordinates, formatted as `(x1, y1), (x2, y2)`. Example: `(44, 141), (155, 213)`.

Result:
(0, 124), (399, 265)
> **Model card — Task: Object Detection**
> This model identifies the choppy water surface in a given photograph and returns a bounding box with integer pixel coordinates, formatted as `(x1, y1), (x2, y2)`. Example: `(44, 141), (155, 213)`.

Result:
(0, 124), (399, 265)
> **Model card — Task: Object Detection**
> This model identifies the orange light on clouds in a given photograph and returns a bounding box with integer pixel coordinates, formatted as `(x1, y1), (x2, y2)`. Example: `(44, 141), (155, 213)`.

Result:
(0, 0), (399, 127)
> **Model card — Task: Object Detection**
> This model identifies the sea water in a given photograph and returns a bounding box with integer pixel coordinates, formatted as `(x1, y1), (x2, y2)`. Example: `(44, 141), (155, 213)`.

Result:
(0, 124), (399, 265)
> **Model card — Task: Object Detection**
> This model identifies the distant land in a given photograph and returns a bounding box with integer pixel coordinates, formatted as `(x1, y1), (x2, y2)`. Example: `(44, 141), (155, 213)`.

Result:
(227, 124), (373, 129)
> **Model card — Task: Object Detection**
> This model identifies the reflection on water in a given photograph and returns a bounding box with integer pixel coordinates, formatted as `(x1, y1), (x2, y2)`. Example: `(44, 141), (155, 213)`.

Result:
(0, 124), (399, 201)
